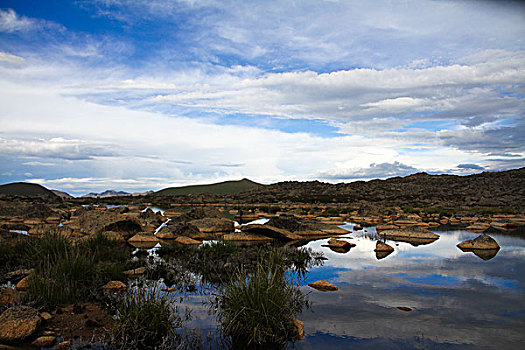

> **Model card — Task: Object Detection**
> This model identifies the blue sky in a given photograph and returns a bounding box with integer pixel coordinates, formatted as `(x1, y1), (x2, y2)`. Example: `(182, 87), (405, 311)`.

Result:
(0, 0), (524, 195)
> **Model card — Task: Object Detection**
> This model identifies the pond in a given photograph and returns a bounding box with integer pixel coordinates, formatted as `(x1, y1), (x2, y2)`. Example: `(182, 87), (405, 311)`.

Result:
(150, 223), (525, 349)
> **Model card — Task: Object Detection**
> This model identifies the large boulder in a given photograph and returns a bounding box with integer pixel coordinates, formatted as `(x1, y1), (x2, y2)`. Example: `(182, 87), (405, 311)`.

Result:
(157, 222), (201, 239)
(189, 217), (234, 234)
(74, 208), (142, 235)
(0, 306), (41, 343)
(457, 234), (500, 250)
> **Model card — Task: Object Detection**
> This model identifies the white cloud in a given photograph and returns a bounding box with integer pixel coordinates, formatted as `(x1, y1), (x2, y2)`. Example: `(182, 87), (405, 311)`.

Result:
(0, 9), (34, 33)
(0, 52), (26, 68)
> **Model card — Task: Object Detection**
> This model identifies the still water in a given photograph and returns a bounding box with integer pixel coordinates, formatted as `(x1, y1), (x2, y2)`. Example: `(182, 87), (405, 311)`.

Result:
(159, 224), (525, 349)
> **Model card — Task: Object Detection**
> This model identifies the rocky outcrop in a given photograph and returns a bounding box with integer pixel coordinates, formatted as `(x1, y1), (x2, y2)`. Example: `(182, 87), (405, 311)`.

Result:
(308, 280), (338, 291)
(0, 306), (41, 343)
(72, 208), (143, 235)
(457, 234), (500, 250)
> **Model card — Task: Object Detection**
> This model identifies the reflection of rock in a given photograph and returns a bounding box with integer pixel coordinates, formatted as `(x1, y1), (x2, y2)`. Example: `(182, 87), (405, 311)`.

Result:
(468, 249), (500, 261)
(308, 280), (338, 291)
(457, 234), (500, 250)
(375, 250), (393, 260)
(380, 228), (439, 246)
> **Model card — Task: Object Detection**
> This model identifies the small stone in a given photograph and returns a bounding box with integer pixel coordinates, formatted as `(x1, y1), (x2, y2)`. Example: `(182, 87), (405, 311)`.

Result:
(31, 336), (56, 347)
(160, 288), (178, 293)
(396, 306), (412, 312)
(56, 341), (72, 350)
(15, 275), (31, 291)
(40, 312), (53, 321)
(123, 267), (147, 276)
(308, 280), (338, 291)
(374, 241), (394, 252)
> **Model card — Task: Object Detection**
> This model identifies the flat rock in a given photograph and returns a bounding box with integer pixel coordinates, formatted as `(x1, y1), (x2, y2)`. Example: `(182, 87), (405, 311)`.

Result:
(381, 228), (439, 240)
(102, 281), (126, 290)
(175, 236), (202, 245)
(222, 232), (273, 242)
(396, 306), (412, 312)
(157, 222), (201, 239)
(56, 341), (72, 350)
(0, 306), (42, 343)
(127, 233), (159, 243)
(32, 336), (56, 347)
(457, 234), (500, 250)
(308, 280), (338, 292)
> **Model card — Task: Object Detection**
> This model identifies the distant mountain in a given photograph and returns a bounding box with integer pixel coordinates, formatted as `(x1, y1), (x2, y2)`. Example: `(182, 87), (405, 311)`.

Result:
(51, 189), (74, 198)
(82, 190), (131, 198)
(0, 182), (57, 197)
(156, 178), (264, 196)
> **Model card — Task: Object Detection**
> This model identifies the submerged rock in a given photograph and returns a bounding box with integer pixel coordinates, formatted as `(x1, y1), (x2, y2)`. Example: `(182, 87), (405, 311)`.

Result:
(457, 234), (500, 250)
(0, 306), (41, 343)
(308, 280), (338, 292)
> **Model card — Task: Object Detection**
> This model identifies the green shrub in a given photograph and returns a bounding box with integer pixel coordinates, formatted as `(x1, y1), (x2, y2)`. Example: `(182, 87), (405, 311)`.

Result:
(218, 248), (306, 347)
(113, 282), (179, 349)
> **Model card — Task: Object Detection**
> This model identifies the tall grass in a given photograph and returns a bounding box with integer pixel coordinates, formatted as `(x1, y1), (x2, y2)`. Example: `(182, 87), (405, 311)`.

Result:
(113, 281), (179, 349)
(217, 248), (307, 347)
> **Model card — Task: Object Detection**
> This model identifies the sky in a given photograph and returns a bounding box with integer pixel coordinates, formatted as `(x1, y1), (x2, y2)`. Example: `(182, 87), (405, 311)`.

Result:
(0, 0), (524, 196)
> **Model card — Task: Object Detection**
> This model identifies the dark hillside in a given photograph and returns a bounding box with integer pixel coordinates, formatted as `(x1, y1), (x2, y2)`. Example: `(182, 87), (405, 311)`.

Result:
(157, 178), (264, 196)
(0, 182), (57, 197)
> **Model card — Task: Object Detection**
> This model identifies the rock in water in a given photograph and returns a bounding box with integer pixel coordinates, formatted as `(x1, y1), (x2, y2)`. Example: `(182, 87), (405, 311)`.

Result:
(308, 280), (338, 291)
(457, 234), (500, 250)
(0, 306), (42, 343)
(374, 241), (394, 252)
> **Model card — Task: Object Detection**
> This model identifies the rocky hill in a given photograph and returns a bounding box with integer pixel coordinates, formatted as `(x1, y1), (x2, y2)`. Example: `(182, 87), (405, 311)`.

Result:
(145, 168), (525, 213)
(156, 178), (264, 196)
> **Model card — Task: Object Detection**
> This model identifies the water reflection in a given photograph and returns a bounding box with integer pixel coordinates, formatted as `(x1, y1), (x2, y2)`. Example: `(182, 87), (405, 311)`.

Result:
(297, 224), (525, 349)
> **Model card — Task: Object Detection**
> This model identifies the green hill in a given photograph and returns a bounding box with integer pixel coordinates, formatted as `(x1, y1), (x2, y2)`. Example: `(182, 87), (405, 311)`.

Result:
(156, 178), (264, 196)
(0, 182), (58, 197)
